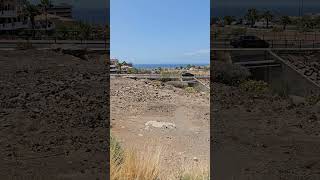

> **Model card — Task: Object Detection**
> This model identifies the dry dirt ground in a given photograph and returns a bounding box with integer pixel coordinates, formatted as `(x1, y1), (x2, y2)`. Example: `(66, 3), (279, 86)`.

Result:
(212, 82), (320, 180)
(110, 77), (210, 177)
(0, 50), (108, 179)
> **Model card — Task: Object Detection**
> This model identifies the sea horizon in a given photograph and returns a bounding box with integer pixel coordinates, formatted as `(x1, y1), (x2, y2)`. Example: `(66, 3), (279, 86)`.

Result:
(133, 63), (210, 69)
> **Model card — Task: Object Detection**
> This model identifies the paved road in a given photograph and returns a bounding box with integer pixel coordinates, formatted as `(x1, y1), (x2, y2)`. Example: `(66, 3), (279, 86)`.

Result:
(110, 73), (210, 79)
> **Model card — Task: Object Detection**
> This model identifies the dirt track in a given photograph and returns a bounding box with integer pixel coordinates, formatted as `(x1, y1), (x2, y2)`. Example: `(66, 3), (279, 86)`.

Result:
(212, 82), (320, 179)
(110, 77), (210, 176)
(0, 50), (108, 179)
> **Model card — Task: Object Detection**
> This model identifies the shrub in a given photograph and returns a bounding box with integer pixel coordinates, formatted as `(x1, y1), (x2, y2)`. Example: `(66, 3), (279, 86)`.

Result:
(212, 61), (251, 86)
(185, 87), (196, 93)
(272, 26), (284, 32)
(160, 71), (180, 82)
(166, 81), (189, 89)
(231, 27), (247, 37)
(306, 94), (320, 105)
(239, 80), (269, 94)
(127, 68), (139, 74)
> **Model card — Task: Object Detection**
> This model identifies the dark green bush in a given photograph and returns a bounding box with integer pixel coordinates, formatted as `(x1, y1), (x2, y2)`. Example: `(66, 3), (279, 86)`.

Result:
(212, 61), (251, 86)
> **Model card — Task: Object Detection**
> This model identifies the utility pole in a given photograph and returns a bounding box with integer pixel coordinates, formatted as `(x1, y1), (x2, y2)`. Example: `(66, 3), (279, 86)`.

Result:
(299, 0), (300, 17)
(301, 0), (304, 17)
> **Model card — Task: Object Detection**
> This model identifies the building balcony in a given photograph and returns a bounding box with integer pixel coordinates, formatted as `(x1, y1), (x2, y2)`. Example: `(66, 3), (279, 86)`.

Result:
(0, 21), (29, 30)
(0, 10), (18, 18)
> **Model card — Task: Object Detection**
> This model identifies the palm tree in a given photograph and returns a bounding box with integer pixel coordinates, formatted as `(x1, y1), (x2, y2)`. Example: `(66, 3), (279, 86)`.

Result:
(40, 0), (51, 30)
(23, 1), (40, 31)
(262, 11), (273, 28)
(280, 16), (291, 30)
(117, 62), (124, 74)
(245, 8), (259, 27)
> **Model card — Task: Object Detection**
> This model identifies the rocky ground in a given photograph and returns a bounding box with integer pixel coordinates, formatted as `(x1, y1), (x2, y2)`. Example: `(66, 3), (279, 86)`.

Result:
(0, 50), (108, 179)
(281, 52), (320, 84)
(212, 82), (320, 179)
(110, 77), (210, 177)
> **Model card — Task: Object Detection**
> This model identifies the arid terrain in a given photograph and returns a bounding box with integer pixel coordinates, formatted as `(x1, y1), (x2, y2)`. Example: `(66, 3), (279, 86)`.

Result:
(212, 81), (320, 179)
(0, 50), (108, 179)
(110, 77), (210, 177)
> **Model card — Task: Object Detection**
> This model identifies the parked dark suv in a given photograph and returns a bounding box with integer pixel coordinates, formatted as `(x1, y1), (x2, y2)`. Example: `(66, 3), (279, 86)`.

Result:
(230, 36), (269, 48)
(181, 72), (194, 77)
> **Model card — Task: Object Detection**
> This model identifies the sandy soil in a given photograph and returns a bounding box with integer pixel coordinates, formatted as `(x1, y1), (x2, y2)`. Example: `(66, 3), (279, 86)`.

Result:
(0, 50), (108, 179)
(110, 77), (210, 177)
(212, 82), (320, 179)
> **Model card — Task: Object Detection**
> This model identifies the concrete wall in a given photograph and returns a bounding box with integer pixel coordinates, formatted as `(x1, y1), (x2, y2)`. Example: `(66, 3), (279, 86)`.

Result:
(238, 51), (320, 97)
(267, 60), (320, 97)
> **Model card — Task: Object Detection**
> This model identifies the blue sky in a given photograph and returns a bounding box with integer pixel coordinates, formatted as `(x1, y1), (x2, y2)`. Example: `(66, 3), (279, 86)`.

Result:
(111, 0), (210, 64)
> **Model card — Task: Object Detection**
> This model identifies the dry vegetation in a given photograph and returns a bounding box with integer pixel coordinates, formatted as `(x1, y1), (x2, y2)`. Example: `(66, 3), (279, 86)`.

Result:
(110, 136), (162, 180)
(110, 136), (209, 180)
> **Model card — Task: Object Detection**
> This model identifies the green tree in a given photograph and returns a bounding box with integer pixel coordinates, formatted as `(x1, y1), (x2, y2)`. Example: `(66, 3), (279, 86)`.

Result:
(127, 68), (138, 74)
(117, 62), (124, 74)
(262, 11), (273, 28)
(186, 64), (192, 69)
(245, 8), (259, 27)
(301, 16), (316, 30)
(23, 1), (40, 31)
(223, 16), (235, 25)
(78, 22), (92, 40)
(280, 16), (291, 30)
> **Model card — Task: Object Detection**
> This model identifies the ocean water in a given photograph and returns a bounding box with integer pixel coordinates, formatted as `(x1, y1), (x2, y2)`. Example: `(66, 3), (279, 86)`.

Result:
(134, 64), (209, 70)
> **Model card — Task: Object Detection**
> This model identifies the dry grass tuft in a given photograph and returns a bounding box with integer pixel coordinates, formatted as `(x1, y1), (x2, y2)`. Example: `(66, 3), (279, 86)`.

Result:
(110, 136), (162, 180)
(110, 136), (209, 180)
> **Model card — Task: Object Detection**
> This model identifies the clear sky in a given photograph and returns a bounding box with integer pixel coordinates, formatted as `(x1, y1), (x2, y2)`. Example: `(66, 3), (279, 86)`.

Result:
(111, 0), (210, 64)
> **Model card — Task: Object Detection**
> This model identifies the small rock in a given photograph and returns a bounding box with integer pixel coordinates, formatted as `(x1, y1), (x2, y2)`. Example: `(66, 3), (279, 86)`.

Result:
(289, 95), (306, 106)
(145, 121), (176, 129)
(193, 157), (199, 162)
(86, 148), (91, 152)
(138, 134), (143, 137)
(32, 108), (41, 113)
